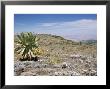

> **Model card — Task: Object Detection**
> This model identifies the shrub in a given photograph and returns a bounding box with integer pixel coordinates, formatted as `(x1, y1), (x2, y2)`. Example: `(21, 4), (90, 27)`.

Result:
(32, 47), (44, 56)
(14, 32), (39, 60)
(47, 55), (62, 65)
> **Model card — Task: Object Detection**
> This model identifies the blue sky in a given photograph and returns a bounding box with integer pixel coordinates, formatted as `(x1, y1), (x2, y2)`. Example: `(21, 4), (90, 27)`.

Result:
(14, 14), (97, 41)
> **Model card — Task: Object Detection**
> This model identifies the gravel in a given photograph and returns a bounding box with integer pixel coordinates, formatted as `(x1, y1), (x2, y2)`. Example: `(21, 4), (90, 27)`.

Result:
(14, 54), (97, 76)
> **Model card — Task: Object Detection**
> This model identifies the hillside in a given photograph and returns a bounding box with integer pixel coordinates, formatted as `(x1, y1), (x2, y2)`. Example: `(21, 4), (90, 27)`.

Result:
(14, 34), (97, 76)
(36, 34), (96, 59)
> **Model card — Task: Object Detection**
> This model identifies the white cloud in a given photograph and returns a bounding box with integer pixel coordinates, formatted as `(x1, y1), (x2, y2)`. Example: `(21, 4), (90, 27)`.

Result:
(40, 19), (96, 29)
(34, 19), (97, 41)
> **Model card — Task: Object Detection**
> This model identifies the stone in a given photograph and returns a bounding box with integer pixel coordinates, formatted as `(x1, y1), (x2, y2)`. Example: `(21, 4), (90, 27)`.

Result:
(20, 71), (37, 76)
(53, 64), (61, 68)
(14, 67), (24, 76)
(62, 62), (68, 69)
(70, 54), (81, 59)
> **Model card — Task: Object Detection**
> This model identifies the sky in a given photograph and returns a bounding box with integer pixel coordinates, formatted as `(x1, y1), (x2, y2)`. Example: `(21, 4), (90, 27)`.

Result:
(14, 14), (97, 41)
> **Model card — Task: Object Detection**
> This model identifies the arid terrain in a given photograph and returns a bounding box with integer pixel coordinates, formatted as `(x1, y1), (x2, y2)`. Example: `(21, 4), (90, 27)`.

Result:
(14, 34), (97, 76)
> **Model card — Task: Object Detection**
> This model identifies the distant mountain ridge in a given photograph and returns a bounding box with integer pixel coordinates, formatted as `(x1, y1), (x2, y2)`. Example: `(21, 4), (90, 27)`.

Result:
(15, 33), (97, 45)
(80, 40), (97, 45)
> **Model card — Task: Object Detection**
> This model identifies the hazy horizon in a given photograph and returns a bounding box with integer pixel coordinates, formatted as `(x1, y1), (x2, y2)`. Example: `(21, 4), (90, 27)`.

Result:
(14, 14), (97, 41)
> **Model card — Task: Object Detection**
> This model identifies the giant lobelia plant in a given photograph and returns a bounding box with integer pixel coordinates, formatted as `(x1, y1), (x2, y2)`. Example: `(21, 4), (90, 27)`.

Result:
(14, 32), (39, 61)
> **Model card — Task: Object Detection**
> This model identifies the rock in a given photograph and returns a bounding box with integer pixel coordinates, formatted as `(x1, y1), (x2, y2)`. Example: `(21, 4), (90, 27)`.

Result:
(85, 63), (90, 68)
(90, 72), (96, 76)
(70, 54), (81, 59)
(32, 63), (41, 68)
(14, 67), (24, 76)
(54, 72), (62, 76)
(53, 71), (80, 76)
(31, 63), (48, 68)
(62, 71), (80, 76)
(38, 59), (43, 62)
(41, 64), (47, 68)
(53, 64), (61, 68)
(20, 71), (37, 76)
(62, 62), (68, 69)
(90, 70), (97, 76)
(70, 71), (80, 76)
(14, 61), (34, 75)
(81, 57), (87, 60)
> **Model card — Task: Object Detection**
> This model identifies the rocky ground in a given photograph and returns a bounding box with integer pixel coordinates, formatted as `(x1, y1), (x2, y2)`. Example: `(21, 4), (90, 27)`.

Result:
(14, 54), (97, 76)
(14, 34), (97, 76)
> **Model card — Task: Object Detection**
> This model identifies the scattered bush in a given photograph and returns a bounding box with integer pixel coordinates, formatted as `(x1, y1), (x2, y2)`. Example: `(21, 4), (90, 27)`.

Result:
(47, 55), (62, 65)
(32, 47), (44, 56)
